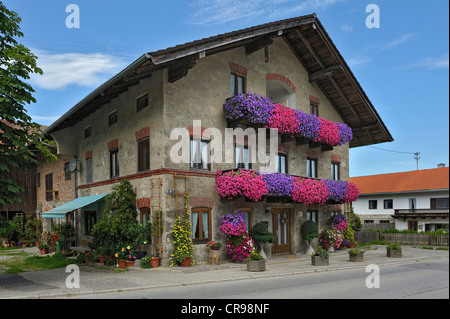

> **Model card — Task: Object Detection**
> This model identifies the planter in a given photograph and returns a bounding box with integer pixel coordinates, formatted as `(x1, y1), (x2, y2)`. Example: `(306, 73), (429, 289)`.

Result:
(150, 257), (160, 268)
(247, 260), (266, 272)
(126, 260), (135, 267)
(387, 250), (402, 258)
(118, 260), (127, 269)
(99, 255), (106, 264)
(182, 257), (191, 267)
(39, 247), (49, 255)
(311, 255), (329, 266)
(349, 254), (364, 262)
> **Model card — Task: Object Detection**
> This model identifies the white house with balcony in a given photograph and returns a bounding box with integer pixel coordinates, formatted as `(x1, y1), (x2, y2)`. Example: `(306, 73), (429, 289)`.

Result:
(350, 165), (449, 232)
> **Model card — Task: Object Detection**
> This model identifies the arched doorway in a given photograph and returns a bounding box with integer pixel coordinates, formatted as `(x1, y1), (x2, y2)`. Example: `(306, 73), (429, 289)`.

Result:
(266, 74), (296, 108)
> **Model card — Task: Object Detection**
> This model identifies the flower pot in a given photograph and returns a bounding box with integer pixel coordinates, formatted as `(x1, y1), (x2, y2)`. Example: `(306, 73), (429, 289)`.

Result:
(387, 250), (402, 258)
(311, 255), (329, 266)
(150, 257), (160, 268)
(126, 260), (135, 267)
(39, 247), (49, 255)
(349, 254), (364, 262)
(99, 255), (106, 264)
(182, 257), (191, 267)
(247, 260), (266, 272)
(118, 260), (127, 269)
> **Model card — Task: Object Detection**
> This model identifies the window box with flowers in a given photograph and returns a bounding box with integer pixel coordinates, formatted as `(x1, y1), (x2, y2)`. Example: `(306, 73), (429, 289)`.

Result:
(247, 250), (266, 272)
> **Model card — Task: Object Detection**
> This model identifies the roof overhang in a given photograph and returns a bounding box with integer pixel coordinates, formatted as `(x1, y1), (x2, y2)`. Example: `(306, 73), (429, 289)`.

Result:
(45, 14), (393, 147)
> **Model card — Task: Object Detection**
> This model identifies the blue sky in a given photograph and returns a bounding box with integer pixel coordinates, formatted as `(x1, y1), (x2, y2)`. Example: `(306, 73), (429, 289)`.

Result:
(3, 0), (449, 177)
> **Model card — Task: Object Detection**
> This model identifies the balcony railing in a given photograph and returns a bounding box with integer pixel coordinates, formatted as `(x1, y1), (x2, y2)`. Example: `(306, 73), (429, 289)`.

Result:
(393, 208), (449, 218)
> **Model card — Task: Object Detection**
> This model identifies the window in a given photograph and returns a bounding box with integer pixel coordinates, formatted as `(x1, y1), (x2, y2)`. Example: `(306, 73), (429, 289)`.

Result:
(409, 198), (417, 211)
(110, 149), (119, 178)
(235, 145), (251, 170)
(136, 94), (149, 112)
(84, 126), (91, 138)
(231, 73), (245, 96)
(108, 111), (118, 127)
(139, 208), (151, 227)
(84, 211), (97, 235)
(240, 209), (253, 233)
(431, 197), (449, 209)
(364, 220), (374, 224)
(64, 162), (71, 181)
(369, 200), (378, 209)
(307, 210), (318, 223)
(190, 138), (210, 170)
(310, 103), (319, 116)
(276, 154), (287, 174)
(331, 162), (340, 180)
(86, 158), (93, 183)
(384, 199), (393, 209)
(138, 138), (150, 172)
(191, 208), (211, 243)
(306, 157), (317, 178)
(45, 173), (53, 201)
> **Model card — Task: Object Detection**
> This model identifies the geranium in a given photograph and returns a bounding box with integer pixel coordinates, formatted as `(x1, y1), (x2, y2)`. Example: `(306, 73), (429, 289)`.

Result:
(343, 182), (360, 203)
(291, 177), (328, 205)
(316, 118), (341, 146)
(223, 93), (274, 125)
(219, 211), (247, 237)
(265, 103), (299, 136)
(215, 169), (267, 201)
(319, 229), (341, 250)
(262, 173), (294, 197)
(225, 233), (254, 263)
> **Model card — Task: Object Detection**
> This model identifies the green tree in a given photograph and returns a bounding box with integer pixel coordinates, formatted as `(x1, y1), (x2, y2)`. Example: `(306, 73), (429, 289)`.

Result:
(0, 2), (56, 208)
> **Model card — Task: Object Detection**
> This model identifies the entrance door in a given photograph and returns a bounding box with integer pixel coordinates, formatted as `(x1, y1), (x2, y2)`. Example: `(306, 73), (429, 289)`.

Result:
(408, 220), (418, 231)
(271, 208), (291, 254)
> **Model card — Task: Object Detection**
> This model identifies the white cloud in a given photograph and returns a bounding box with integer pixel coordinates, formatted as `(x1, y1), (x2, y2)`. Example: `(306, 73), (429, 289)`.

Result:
(403, 53), (449, 70)
(189, 0), (345, 25)
(30, 50), (125, 90)
(378, 33), (417, 52)
(347, 56), (370, 69)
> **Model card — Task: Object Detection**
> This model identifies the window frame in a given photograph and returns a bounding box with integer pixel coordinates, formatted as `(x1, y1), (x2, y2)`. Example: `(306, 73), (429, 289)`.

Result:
(191, 208), (212, 244)
(137, 137), (150, 172)
(306, 157), (318, 178)
(383, 199), (393, 209)
(190, 138), (211, 171)
(276, 153), (288, 174)
(84, 126), (92, 139)
(369, 200), (378, 210)
(110, 148), (119, 178)
(108, 111), (118, 127)
(307, 210), (318, 224)
(86, 157), (93, 184)
(84, 210), (97, 235)
(310, 103), (319, 117)
(136, 94), (149, 113)
(235, 144), (252, 170)
(331, 161), (340, 180)
(231, 72), (246, 97)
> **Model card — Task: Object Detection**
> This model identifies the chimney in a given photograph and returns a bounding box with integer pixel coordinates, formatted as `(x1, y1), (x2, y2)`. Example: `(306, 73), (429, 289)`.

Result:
(437, 163), (445, 168)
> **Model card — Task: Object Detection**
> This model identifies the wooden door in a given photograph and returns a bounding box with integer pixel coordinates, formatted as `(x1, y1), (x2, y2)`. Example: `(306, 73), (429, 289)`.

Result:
(271, 208), (291, 254)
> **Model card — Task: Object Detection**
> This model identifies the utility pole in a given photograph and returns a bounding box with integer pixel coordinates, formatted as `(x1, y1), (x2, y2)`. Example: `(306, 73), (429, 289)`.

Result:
(414, 152), (420, 170)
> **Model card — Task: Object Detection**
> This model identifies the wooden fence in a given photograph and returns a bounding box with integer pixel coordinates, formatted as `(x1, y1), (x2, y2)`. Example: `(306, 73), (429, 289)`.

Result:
(354, 231), (378, 244)
(378, 233), (449, 246)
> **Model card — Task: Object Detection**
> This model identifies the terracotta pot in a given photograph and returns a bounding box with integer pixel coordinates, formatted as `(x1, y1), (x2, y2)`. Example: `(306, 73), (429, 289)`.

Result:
(182, 257), (191, 267)
(99, 255), (105, 264)
(126, 260), (135, 267)
(118, 260), (127, 269)
(150, 257), (160, 268)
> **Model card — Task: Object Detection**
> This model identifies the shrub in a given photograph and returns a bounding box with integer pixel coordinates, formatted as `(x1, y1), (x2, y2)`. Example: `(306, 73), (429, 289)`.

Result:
(301, 220), (318, 243)
(386, 243), (402, 251)
(252, 222), (275, 244)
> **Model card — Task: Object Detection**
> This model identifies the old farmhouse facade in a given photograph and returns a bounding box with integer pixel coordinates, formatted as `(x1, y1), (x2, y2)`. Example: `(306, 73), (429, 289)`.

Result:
(42, 15), (392, 265)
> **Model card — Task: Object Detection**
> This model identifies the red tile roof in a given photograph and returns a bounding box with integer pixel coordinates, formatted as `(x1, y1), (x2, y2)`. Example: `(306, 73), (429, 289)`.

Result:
(350, 167), (449, 194)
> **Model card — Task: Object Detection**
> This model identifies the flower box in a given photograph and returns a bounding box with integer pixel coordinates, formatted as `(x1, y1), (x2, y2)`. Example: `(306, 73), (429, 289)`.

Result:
(247, 260), (266, 272)
(349, 254), (364, 262)
(311, 255), (329, 266)
(387, 250), (402, 258)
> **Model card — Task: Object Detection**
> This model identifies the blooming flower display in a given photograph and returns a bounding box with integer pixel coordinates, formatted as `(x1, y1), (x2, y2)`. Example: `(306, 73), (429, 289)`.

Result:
(219, 211), (247, 237)
(216, 170), (360, 205)
(219, 210), (254, 262)
(223, 93), (274, 125)
(223, 92), (353, 147)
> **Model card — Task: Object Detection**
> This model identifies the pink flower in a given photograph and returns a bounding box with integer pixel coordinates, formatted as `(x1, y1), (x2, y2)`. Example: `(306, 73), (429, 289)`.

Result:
(291, 178), (328, 205)
(316, 118), (341, 146)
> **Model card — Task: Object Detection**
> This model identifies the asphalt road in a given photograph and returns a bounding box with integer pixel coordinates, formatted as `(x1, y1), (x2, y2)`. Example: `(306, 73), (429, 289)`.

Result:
(60, 259), (448, 300)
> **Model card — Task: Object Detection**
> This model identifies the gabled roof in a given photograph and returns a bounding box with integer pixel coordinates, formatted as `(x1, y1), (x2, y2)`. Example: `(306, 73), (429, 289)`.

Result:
(350, 167), (450, 195)
(45, 14), (393, 148)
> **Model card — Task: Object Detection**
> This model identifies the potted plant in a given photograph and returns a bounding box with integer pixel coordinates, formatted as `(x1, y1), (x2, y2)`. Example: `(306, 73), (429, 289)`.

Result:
(115, 249), (127, 269)
(251, 222), (275, 260)
(348, 247), (365, 262)
(311, 247), (329, 266)
(149, 212), (164, 267)
(38, 243), (49, 254)
(125, 245), (137, 267)
(386, 243), (402, 258)
(301, 220), (318, 256)
(247, 250), (266, 272)
(170, 195), (194, 267)
(140, 255), (151, 269)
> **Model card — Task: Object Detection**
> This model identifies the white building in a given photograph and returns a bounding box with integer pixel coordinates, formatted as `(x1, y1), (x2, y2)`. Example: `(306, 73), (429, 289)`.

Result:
(350, 166), (449, 232)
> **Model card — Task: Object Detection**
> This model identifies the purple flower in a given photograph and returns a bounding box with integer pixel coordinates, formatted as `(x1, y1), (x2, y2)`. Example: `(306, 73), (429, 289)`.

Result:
(336, 123), (353, 146)
(324, 180), (348, 203)
(223, 93), (274, 125)
(262, 173), (294, 196)
(295, 110), (321, 140)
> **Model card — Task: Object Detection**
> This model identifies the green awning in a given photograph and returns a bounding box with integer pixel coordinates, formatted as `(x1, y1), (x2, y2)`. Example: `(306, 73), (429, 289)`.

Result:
(42, 194), (108, 219)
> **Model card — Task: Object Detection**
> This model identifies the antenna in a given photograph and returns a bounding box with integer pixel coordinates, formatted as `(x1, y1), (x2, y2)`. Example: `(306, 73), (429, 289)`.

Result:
(414, 152), (420, 170)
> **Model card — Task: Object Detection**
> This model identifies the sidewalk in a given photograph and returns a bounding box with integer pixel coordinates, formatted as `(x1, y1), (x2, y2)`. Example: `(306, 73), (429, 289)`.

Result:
(1, 245), (448, 299)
